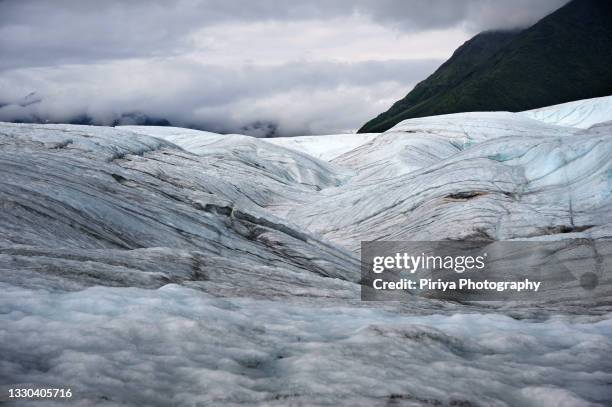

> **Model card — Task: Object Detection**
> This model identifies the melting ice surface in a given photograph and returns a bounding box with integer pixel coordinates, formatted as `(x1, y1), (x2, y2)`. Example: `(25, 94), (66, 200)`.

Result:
(1, 96), (612, 406)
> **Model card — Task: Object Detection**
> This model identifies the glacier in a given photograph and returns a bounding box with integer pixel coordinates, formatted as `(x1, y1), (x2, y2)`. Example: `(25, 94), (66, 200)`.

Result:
(1, 96), (611, 406)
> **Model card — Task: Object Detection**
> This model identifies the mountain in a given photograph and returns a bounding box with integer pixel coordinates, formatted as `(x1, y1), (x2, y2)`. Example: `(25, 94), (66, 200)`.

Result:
(359, 0), (612, 133)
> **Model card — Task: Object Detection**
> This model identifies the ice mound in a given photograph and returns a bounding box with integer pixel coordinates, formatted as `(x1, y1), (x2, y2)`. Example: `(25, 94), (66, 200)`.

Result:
(283, 112), (611, 250)
(523, 95), (612, 129)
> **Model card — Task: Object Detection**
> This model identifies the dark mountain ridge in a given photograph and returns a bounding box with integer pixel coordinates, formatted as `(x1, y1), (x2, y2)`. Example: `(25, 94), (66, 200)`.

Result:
(359, 0), (612, 133)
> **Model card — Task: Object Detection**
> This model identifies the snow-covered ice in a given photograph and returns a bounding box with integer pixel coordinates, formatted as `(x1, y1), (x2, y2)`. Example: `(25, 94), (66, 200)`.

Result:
(523, 95), (612, 129)
(1, 96), (611, 406)
(263, 132), (379, 161)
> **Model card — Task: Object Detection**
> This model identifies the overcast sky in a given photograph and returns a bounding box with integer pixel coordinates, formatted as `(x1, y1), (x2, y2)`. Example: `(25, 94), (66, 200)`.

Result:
(0, 0), (568, 136)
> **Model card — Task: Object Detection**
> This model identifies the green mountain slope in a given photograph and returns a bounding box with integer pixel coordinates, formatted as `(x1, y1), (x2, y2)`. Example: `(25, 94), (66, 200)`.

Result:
(359, 0), (612, 133)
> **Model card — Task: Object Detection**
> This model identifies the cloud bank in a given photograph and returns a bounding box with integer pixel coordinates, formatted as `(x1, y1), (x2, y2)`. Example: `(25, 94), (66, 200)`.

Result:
(0, 0), (568, 136)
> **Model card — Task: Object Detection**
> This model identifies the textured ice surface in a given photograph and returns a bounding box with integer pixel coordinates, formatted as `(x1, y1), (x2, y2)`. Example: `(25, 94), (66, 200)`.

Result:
(283, 113), (612, 251)
(2, 283), (612, 406)
(1, 96), (612, 406)
(523, 95), (612, 129)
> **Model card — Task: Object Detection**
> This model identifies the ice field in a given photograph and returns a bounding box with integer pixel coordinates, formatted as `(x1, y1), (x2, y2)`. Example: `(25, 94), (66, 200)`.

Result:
(1, 96), (611, 405)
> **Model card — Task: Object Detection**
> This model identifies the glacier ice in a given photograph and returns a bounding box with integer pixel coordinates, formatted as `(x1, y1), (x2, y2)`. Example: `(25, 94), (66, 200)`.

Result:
(523, 95), (612, 129)
(2, 283), (612, 406)
(1, 96), (611, 406)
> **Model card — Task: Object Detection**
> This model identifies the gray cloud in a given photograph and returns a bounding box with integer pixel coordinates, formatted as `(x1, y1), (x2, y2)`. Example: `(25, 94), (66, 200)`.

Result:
(358, 0), (568, 32)
(0, 58), (440, 136)
(0, 0), (567, 69)
(0, 0), (569, 136)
